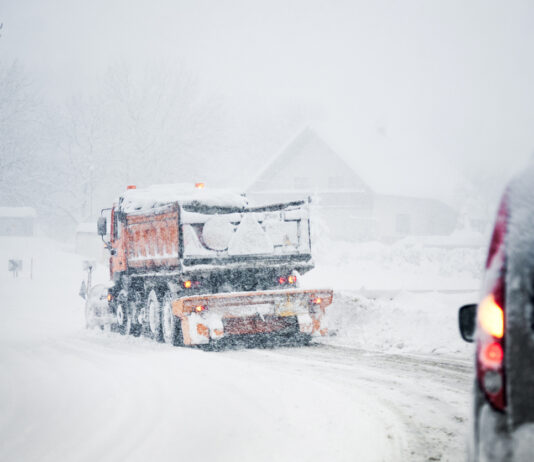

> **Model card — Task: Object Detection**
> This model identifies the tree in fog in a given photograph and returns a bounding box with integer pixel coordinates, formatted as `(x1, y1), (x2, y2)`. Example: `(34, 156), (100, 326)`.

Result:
(0, 60), (80, 232)
(104, 63), (223, 183)
(233, 100), (320, 169)
(0, 61), (43, 206)
(60, 62), (224, 222)
(57, 94), (110, 223)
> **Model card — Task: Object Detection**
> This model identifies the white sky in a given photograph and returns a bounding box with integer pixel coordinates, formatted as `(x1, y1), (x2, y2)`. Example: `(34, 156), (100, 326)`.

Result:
(2, 0), (534, 201)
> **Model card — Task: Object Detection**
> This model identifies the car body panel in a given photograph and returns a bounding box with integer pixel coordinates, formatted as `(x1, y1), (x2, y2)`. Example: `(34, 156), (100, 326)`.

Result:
(505, 169), (534, 431)
(464, 164), (534, 461)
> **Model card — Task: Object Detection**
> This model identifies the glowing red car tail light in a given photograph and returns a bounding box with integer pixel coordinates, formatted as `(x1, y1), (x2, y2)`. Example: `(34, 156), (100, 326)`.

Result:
(482, 342), (504, 365)
(477, 193), (508, 412)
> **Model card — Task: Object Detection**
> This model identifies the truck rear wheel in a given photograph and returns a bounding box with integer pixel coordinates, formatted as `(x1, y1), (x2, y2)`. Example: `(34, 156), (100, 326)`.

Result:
(126, 299), (142, 337)
(162, 292), (184, 346)
(147, 290), (163, 342)
(115, 301), (128, 335)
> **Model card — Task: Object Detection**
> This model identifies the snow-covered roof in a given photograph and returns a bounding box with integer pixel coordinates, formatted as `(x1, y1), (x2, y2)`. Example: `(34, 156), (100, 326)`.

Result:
(247, 127), (372, 194)
(0, 207), (37, 218)
(305, 125), (465, 206)
(119, 184), (248, 213)
(248, 125), (465, 207)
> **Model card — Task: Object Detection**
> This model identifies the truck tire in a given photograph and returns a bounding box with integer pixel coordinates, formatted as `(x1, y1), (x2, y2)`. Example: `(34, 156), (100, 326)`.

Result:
(126, 299), (142, 337)
(115, 301), (128, 335)
(115, 302), (141, 336)
(161, 292), (184, 346)
(147, 289), (163, 342)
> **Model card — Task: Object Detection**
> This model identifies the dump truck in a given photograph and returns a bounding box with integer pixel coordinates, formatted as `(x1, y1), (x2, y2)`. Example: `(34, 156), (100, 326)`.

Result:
(89, 184), (333, 347)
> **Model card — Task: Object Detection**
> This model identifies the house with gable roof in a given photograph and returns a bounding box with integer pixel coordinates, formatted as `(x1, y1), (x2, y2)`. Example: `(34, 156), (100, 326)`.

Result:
(247, 128), (457, 241)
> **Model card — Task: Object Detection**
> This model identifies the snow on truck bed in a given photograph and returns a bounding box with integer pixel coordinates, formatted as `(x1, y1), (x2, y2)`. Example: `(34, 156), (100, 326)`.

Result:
(119, 184), (248, 213)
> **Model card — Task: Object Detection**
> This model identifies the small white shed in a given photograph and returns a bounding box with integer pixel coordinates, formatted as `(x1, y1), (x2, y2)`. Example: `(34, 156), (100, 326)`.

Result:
(0, 207), (36, 236)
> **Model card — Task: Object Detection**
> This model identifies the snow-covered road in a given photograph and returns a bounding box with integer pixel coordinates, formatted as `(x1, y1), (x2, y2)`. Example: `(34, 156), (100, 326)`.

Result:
(0, 237), (473, 461)
(257, 345), (472, 461)
(1, 332), (471, 462)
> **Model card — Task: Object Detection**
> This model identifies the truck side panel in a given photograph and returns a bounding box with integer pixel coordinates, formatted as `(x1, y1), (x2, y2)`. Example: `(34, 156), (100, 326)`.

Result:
(125, 209), (180, 270)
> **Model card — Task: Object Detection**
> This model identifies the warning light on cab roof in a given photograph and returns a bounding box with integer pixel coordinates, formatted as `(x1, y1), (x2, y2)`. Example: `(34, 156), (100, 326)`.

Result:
(195, 182), (205, 189)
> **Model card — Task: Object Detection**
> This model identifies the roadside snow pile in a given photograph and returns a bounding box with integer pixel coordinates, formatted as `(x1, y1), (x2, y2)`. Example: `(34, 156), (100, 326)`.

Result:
(300, 235), (483, 357)
(323, 290), (476, 358)
(303, 235), (486, 291)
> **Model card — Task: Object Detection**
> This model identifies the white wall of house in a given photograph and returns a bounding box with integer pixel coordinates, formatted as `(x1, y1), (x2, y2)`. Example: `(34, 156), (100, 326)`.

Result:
(373, 195), (457, 241)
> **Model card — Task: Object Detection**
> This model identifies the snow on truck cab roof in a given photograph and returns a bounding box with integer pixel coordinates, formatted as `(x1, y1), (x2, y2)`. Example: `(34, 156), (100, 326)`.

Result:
(118, 183), (249, 214)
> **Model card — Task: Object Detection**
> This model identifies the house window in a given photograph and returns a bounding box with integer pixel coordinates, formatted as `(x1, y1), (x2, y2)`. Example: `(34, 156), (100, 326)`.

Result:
(294, 177), (310, 190)
(396, 213), (411, 234)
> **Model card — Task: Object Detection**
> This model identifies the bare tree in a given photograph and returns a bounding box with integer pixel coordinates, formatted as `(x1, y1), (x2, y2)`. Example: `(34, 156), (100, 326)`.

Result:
(0, 61), (43, 206)
(101, 62), (224, 185)
(58, 62), (225, 224)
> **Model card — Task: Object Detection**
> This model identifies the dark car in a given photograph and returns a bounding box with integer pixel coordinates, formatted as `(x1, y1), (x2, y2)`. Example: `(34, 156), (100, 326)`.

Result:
(459, 164), (534, 461)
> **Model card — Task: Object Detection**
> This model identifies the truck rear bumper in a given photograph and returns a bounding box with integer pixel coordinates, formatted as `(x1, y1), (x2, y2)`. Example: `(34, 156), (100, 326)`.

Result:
(172, 289), (333, 346)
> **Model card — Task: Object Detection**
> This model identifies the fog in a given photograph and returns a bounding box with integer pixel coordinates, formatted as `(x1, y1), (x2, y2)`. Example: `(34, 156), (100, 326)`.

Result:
(1, 0), (534, 232)
(2, 5), (534, 458)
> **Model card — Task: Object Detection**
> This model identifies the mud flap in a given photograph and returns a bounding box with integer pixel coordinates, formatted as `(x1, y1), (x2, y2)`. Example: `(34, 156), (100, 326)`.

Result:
(180, 313), (210, 346)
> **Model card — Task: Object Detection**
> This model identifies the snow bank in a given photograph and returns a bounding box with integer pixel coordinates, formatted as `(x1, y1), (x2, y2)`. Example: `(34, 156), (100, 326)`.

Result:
(323, 290), (476, 358)
(299, 234), (483, 358)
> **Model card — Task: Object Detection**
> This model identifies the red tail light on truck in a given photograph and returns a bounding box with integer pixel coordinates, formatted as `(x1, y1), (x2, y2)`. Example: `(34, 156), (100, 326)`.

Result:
(278, 275), (297, 285)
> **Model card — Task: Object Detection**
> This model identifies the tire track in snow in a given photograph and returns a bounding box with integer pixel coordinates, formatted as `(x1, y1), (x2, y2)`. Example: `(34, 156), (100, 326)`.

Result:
(232, 343), (471, 462)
